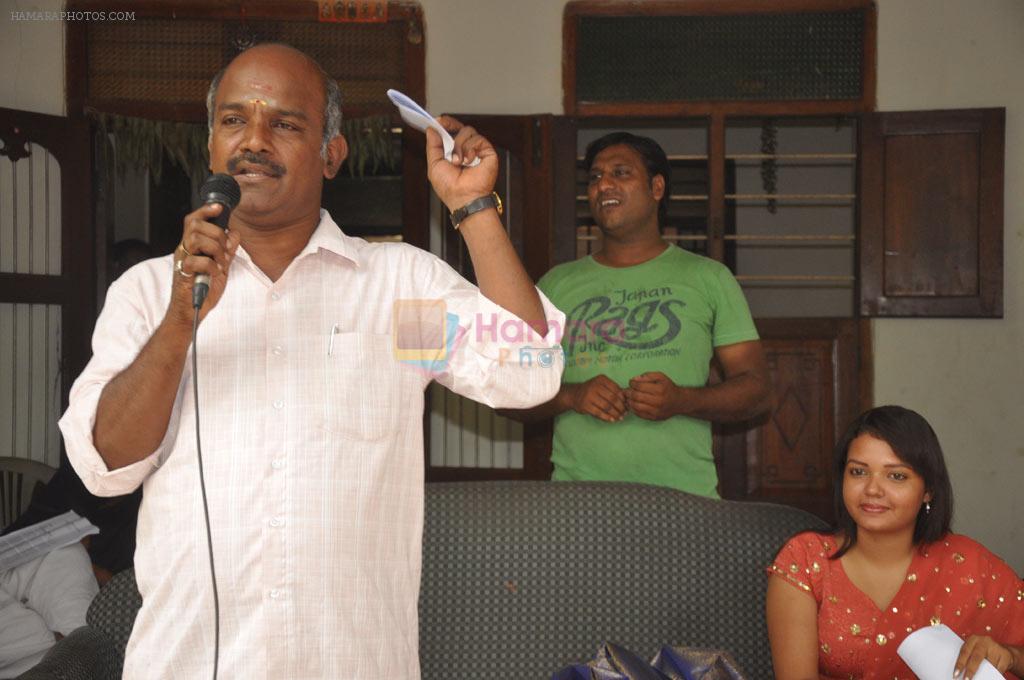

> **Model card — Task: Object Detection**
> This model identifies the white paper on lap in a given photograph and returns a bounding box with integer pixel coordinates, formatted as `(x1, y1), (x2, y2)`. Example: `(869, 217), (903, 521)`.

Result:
(0, 511), (99, 572)
(897, 624), (1002, 680)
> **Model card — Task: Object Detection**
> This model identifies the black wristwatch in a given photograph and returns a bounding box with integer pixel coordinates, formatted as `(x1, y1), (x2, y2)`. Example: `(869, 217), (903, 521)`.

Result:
(450, 192), (503, 229)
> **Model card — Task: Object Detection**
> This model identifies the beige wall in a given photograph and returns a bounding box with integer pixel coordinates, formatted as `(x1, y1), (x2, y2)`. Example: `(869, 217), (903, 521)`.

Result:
(3, 0), (1021, 570)
(1, 0), (65, 116)
(873, 0), (1024, 571)
(419, 0), (564, 114)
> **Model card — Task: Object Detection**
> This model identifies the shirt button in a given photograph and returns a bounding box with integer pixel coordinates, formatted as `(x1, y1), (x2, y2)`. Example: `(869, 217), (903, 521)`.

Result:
(269, 517), (283, 528)
(269, 589), (280, 599)
(270, 292), (281, 301)
(271, 345), (283, 356)
(271, 459), (284, 470)
(273, 400), (284, 410)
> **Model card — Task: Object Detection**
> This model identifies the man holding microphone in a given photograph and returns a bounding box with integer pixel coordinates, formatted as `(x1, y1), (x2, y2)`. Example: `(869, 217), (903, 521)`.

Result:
(60, 43), (562, 679)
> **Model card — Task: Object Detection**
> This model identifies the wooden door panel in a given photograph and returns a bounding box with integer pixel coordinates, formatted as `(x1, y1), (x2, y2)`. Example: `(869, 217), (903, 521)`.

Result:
(715, 318), (867, 521)
(756, 340), (834, 495)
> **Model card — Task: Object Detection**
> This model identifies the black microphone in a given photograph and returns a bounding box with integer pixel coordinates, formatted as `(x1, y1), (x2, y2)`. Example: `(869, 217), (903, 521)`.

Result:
(193, 174), (242, 309)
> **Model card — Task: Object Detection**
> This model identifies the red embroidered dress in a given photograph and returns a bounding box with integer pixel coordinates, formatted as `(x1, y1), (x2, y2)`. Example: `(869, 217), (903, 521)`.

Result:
(769, 532), (1024, 680)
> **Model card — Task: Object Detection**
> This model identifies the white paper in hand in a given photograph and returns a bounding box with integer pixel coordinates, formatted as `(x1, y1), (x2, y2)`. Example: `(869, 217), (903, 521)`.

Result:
(386, 89), (480, 167)
(897, 624), (1003, 680)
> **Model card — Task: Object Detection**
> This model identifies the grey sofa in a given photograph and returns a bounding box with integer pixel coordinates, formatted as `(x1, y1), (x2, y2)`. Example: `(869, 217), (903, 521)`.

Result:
(20, 481), (824, 679)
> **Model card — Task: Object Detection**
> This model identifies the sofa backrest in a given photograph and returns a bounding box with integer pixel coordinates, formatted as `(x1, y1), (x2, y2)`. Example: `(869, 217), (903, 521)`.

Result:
(79, 481), (826, 680)
(419, 481), (826, 679)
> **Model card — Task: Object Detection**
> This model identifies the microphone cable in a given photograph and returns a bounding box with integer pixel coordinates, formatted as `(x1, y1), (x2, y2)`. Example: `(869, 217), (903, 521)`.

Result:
(186, 173), (238, 680)
(191, 305), (220, 680)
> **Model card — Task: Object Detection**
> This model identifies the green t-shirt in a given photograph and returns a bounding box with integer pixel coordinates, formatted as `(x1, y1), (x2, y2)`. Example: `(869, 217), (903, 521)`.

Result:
(538, 245), (758, 497)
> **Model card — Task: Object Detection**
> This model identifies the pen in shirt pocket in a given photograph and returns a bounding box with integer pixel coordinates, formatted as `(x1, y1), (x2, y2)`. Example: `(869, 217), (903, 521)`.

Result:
(328, 324), (339, 356)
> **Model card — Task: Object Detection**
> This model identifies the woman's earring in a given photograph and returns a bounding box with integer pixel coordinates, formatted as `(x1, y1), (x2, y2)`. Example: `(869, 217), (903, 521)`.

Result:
(924, 501), (931, 514)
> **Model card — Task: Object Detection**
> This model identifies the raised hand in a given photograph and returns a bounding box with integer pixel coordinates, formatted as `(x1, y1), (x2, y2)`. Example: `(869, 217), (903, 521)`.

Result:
(425, 115), (498, 212)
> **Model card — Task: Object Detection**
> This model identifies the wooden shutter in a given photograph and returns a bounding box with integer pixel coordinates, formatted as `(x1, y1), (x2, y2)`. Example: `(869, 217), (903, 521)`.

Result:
(859, 108), (1004, 317)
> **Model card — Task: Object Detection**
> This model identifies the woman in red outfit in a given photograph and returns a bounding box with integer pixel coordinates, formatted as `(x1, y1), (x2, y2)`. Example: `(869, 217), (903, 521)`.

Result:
(766, 405), (1024, 680)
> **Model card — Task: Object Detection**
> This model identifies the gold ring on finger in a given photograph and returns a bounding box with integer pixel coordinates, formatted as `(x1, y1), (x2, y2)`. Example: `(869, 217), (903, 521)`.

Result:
(179, 240), (193, 257)
(174, 259), (193, 279)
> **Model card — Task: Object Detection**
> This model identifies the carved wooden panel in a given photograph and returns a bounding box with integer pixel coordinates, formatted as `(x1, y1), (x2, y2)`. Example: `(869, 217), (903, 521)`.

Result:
(715, 318), (867, 521)
(756, 340), (833, 494)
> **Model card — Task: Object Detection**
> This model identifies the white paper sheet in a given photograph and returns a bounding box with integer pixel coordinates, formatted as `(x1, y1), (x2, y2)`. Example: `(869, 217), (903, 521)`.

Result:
(0, 510), (99, 572)
(387, 89), (481, 167)
(897, 624), (1003, 680)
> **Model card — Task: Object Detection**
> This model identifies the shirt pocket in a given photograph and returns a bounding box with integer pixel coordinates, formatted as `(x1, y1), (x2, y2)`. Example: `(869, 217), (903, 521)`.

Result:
(321, 331), (416, 441)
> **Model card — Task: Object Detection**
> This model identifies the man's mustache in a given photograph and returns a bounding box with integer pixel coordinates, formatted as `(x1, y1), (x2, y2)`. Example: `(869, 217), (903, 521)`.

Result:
(227, 153), (287, 177)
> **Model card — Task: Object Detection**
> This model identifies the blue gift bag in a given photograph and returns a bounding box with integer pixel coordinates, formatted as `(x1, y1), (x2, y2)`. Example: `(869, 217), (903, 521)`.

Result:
(553, 642), (747, 680)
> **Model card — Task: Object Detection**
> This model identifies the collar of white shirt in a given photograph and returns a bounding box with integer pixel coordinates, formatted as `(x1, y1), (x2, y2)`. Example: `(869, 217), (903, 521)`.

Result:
(230, 209), (364, 271)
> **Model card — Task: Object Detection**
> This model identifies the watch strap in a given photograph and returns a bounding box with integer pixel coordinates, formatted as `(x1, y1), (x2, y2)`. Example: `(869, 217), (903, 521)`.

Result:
(450, 192), (503, 229)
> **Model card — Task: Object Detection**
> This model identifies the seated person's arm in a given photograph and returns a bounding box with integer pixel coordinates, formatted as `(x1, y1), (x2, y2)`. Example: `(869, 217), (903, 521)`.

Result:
(766, 575), (821, 680)
(499, 375), (626, 424)
(956, 636), (1024, 678)
(626, 340), (771, 422)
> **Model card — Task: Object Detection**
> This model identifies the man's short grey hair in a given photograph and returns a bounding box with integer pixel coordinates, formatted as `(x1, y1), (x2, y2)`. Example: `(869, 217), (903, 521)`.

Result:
(205, 45), (343, 160)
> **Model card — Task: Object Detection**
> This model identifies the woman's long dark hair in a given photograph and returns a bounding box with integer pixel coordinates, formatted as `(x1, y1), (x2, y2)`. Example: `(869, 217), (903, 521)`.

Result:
(830, 405), (953, 559)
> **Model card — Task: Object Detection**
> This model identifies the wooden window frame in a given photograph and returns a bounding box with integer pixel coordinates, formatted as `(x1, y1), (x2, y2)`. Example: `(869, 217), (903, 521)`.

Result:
(65, 0), (426, 124)
(563, 0), (877, 118)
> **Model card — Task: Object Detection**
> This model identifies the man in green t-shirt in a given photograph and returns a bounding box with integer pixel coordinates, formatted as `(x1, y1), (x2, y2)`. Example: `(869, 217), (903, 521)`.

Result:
(503, 132), (771, 498)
